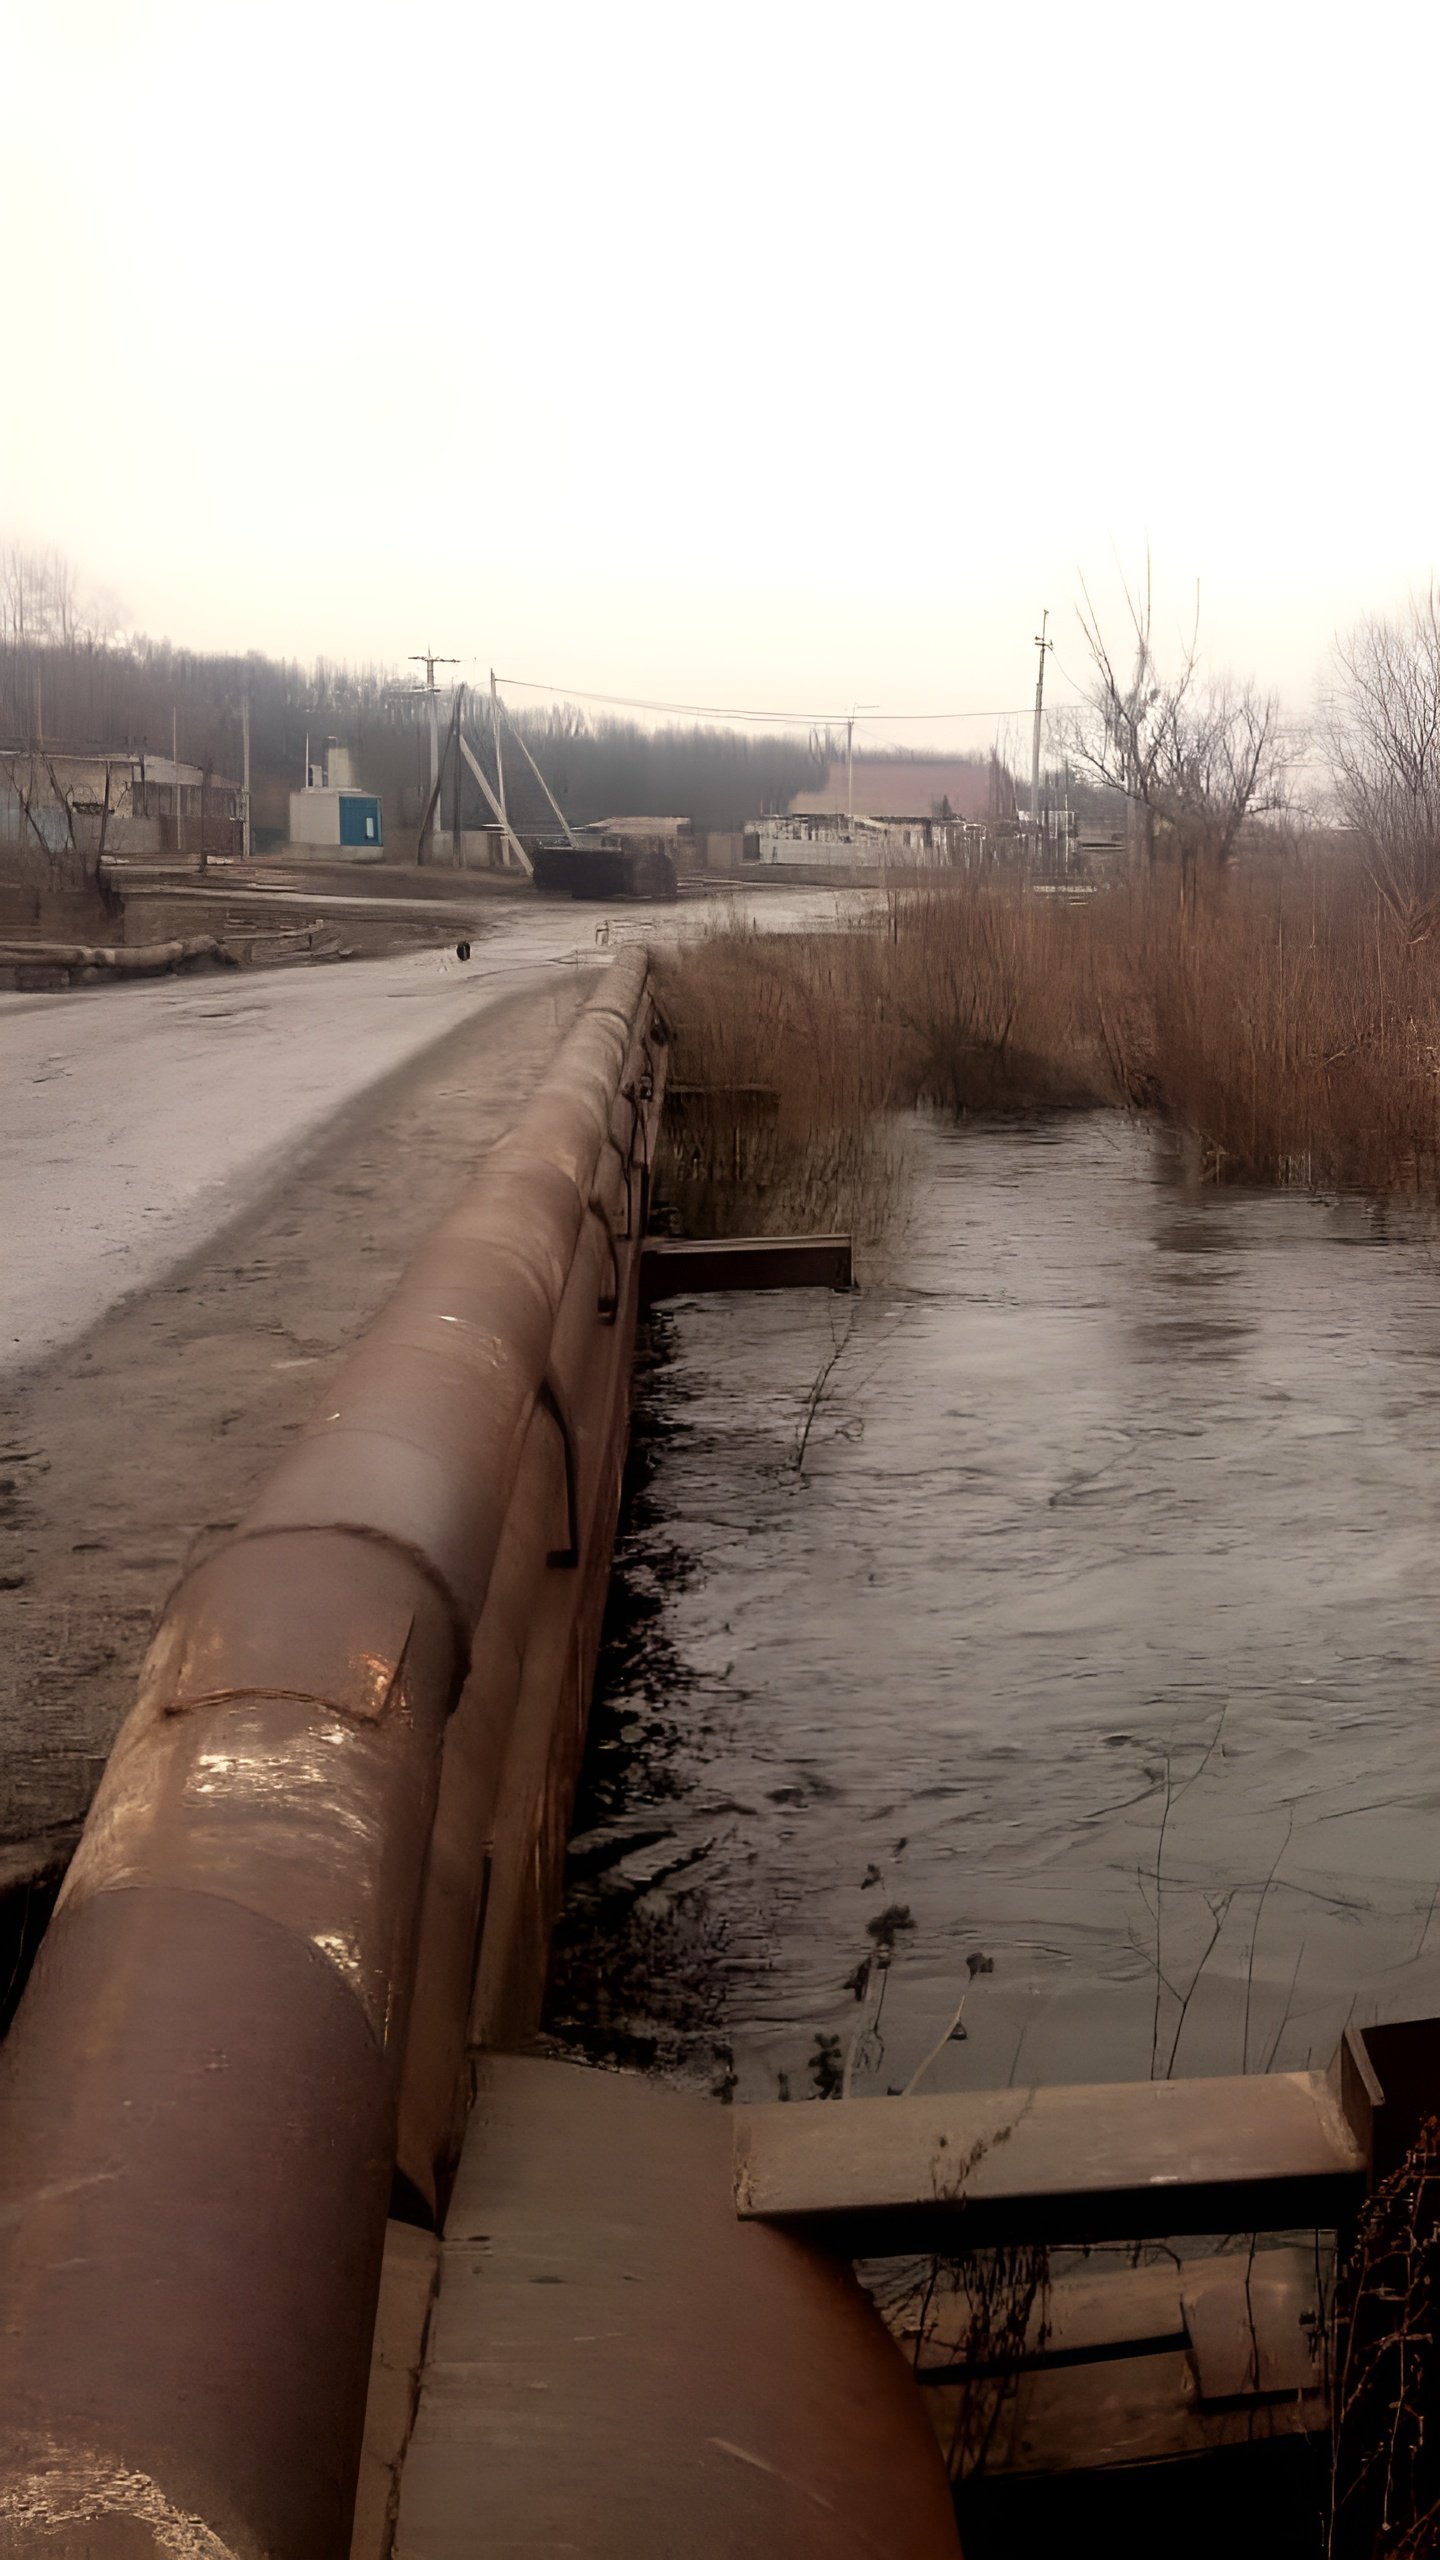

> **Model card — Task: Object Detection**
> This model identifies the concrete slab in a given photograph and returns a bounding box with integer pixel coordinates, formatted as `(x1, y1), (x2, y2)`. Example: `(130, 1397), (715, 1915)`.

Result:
(394, 2054), (959, 2558)
(352, 2222), (441, 2560)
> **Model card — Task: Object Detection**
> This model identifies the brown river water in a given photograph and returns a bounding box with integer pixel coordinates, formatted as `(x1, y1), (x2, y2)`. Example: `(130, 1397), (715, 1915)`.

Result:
(547, 1111), (1440, 2108)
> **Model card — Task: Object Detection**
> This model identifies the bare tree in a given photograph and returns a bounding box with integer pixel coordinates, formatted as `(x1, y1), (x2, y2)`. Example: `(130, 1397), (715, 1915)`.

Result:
(0, 543), (123, 739)
(1326, 589), (1440, 939)
(1064, 561), (1284, 891)
(1152, 674), (1283, 890)
(1064, 560), (1172, 866)
(0, 751), (63, 859)
(0, 543), (85, 650)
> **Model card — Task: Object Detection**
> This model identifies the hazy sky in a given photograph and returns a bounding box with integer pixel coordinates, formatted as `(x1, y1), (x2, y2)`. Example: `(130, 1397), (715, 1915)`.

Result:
(4, 0), (1434, 752)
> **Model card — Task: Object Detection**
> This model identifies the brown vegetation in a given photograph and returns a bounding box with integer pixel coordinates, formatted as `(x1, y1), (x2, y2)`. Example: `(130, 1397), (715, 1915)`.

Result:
(1326, 587), (1440, 941)
(1330, 2118), (1440, 2557)
(656, 858), (1440, 1224)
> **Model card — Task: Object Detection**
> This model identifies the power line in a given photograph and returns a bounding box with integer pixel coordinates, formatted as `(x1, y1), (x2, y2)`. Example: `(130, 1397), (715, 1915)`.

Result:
(849, 699), (1078, 723)
(493, 671), (1080, 727)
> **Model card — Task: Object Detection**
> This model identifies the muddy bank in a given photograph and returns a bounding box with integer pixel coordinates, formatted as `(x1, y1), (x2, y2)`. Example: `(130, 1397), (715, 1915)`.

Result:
(547, 1111), (1440, 2103)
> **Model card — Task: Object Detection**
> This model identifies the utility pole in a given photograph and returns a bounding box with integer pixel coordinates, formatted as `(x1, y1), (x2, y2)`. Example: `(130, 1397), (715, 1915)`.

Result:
(1031, 610), (1052, 845)
(408, 648), (461, 861)
(845, 705), (878, 836)
(241, 693), (252, 859)
(491, 669), (508, 867)
(452, 684), (464, 868)
(173, 705), (183, 861)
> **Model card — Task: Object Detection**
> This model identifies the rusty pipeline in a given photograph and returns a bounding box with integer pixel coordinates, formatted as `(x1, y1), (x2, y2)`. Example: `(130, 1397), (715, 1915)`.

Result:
(0, 950), (664, 2560)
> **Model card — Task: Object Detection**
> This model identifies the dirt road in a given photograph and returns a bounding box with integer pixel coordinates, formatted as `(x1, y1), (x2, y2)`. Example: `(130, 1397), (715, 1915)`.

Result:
(0, 886), (859, 1379)
(1, 905), (630, 1378)
(0, 883), (860, 1896)
(0, 970), (591, 1879)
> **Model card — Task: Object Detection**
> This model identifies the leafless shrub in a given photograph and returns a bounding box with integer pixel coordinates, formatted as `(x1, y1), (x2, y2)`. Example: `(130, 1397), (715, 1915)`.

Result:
(1326, 589), (1440, 941)
(888, 2237), (1051, 2484)
(653, 924), (916, 1253)
(1330, 2117), (1440, 2558)
(1062, 559), (1287, 893)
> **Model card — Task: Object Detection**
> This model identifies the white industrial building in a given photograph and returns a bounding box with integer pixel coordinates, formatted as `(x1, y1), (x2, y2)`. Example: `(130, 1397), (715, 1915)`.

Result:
(288, 740), (384, 854)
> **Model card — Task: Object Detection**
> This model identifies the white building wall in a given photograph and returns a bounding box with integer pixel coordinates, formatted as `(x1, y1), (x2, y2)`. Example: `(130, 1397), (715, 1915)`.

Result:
(754, 818), (951, 869)
(288, 787), (343, 846)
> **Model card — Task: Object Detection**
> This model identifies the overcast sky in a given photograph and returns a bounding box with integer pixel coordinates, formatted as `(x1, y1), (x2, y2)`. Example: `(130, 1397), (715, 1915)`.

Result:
(3, 0), (1433, 752)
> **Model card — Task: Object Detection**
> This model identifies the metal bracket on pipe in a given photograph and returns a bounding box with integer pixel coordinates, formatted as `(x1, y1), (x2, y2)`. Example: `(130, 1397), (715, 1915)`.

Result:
(625, 1081), (652, 1166)
(588, 1195), (622, 1325)
(623, 1081), (653, 1232)
(602, 1128), (636, 1241)
(537, 1378), (581, 1568)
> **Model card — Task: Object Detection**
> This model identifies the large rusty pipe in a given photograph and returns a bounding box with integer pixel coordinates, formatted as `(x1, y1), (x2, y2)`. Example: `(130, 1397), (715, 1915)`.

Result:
(0, 953), (660, 2560)
(395, 1015), (658, 2207)
(469, 1201), (646, 2054)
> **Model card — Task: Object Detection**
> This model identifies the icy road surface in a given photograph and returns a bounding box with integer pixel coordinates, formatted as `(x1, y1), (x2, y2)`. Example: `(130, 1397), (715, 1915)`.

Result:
(0, 890), (854, 1379)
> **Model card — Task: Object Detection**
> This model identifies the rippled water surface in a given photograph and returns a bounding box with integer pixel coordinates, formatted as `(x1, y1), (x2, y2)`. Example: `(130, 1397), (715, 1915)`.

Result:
(548, 1113), (1440, 2105)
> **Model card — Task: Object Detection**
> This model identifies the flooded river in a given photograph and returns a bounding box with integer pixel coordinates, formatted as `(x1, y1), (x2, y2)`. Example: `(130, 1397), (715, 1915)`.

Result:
(548, 1110), (1440, 2104)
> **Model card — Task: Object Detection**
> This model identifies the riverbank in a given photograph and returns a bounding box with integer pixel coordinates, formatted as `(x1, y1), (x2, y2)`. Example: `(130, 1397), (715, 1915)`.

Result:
(656, 863), (1440, 1208)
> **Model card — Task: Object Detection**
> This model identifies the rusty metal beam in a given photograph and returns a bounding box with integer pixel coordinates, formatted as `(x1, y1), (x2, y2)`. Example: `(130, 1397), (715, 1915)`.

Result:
(0, 952), (662, 2560)
(640, 1233), (854, 1303)
(733, 2063), (1369, 2257)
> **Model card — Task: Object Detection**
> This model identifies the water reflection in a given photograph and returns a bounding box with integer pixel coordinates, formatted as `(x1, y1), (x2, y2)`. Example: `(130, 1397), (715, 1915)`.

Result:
(547, 1113), (1440, 2104)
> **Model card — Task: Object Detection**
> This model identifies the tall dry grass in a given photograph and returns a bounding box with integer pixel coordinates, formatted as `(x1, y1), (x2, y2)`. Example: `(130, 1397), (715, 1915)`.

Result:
(654, 858), (1440, 1230)
(653, 926), (916, 1250)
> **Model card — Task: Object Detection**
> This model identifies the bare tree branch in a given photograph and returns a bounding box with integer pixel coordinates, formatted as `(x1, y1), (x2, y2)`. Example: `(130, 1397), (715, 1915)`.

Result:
(1325, 588), (1440, 940)
(1062, 557), (1286, 887)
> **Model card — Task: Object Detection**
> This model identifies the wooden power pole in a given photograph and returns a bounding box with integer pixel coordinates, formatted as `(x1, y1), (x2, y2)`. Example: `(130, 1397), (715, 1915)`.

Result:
(1031, 611), (1053, 843)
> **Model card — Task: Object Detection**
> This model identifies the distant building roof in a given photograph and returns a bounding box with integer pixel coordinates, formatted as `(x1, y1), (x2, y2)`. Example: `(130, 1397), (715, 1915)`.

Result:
(788, 758), (1013, 824)
(581, 815), (691, 840)
(0, 744), (239, 792)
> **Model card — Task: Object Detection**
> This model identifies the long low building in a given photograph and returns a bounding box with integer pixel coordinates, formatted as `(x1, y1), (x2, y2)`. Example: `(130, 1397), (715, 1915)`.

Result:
(787, 752), (1017, 830)
(744, 812), (959, 868)
(747, 750), (1019, 869)
(0, 745), (244, 862)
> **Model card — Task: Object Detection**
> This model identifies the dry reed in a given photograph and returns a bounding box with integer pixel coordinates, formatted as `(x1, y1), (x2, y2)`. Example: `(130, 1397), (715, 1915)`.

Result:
(1330, 2118), (1440, 2557)
(655, 857), (1440, 1223)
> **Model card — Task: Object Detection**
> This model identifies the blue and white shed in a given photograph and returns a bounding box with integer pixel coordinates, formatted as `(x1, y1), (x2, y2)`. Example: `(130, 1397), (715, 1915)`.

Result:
(289, 739), (384, 856)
